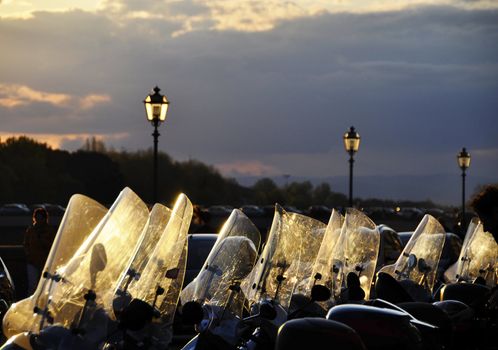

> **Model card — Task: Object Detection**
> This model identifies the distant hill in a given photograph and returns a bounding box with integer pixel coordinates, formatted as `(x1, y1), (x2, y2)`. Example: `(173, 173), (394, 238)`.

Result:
(234, 174), (496, 206)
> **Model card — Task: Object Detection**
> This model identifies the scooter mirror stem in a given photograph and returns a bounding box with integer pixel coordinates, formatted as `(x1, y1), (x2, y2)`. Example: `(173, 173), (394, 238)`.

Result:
(219, 282), (240, 323)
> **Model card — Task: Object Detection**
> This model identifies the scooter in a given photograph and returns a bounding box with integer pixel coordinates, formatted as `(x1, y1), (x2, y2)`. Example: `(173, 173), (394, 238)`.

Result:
(104, 193), (193, 350)
(180, 209), (261, 350)
(445, 217), (497, 287)
(3, 194), (108, 339)
(237, 205), (326, 350)
(377, 214), (447, 303)
(2, 188), (151, 350)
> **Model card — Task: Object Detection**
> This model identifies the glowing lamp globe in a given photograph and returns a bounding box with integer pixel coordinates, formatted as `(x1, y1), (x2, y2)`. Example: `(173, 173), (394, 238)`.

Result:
(144, 86), (169, 124)
(344, 126), (361, 154)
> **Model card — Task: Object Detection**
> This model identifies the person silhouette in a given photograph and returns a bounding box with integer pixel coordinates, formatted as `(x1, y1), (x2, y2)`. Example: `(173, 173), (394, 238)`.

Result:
(470, 184), (498, 244)
(24, 207), (56, 294)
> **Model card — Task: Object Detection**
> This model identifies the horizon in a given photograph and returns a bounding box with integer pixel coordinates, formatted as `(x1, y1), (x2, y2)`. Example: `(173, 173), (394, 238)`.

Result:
(1, 134), (493, 207)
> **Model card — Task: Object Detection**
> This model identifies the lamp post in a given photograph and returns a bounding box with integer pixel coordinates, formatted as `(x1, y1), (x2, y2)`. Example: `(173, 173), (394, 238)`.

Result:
(144, 86), (170, 203)
(457, 147), (471, 231)
(343, 126), (360, 207)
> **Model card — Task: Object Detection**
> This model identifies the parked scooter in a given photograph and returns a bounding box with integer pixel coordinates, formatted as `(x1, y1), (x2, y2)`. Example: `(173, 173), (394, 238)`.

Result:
(238, 205), (326, 350)
(105, 193), (193, 349)
(306, 209), (344, 307)
(3, 194), (108, 339)
(2, 188), (150, 350)
(377, 214), (446, 302)
(306, 208), (380, 308)
(444, 217), (497, 287)
(180, 209), (261, 350)
(432, 218), (498, 349)
(337, 208), (379, 301)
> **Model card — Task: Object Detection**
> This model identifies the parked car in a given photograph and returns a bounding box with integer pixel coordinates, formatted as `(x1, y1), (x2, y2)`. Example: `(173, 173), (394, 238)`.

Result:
(206, 206), (233, 231)
(240, 205), (264, 217)
(365, 207), (397, 221)
(29, 203), (66, 216)
(397, 207), (424, 220)
(0, 204), (30, 216)
(207, 205), (233, 216)
(283, 206), (303, 214)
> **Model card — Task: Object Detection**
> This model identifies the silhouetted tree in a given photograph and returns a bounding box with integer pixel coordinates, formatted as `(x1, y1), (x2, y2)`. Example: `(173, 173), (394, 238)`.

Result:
(68, 151), (124, 203)
(252, 178), (284, 205)
(284, 181), (313, 208)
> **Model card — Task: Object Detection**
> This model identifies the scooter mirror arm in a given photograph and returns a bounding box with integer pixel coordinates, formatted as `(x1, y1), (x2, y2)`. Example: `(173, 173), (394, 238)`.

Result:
(72, 290), (97, 335)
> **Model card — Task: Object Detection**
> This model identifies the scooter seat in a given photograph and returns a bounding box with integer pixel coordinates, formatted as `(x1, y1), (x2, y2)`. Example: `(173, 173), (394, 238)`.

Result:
(397, 302), (452, 331)
(275, 318), (366, 350)
(327, 304), (423, 350)
(375, 272), (414, 304)
(440, 283), (490, 306)
(397, 301), (453, 349)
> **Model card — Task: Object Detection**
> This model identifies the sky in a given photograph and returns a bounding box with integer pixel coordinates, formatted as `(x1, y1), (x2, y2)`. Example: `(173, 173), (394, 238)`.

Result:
(1, 0), (497, 204)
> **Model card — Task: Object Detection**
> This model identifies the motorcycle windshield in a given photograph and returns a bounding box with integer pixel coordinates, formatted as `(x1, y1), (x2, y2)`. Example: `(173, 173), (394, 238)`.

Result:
(243, 205), (325, 312)
(341, 208), (379, 300)
(43, 187), (149, 329)
(114, 204), (172, 300)
(127, 194), (193, 324)
(455, 218), (497, 286)
(308, 209), (344, 299)
(181, 209), (260, 317)
(381, 214), (445, 292)
(3, 195), (107, 338)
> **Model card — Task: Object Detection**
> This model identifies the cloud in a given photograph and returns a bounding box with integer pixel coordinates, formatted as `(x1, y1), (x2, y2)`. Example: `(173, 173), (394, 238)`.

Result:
(0, 84), (70, 108)
(0, 83), (111, 110)
(97, 0), (498, 36)
(0, 0), (102, 19)
(215, 160), (279, 177)
(79, 94), (112, 109)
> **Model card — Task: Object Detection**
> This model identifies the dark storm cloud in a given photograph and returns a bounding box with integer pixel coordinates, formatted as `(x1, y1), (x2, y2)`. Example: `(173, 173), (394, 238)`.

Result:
(1, 5), (497, 185)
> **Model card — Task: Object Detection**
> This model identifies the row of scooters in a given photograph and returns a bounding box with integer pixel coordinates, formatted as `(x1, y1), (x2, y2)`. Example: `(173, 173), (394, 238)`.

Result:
(0, 187), (496, 349)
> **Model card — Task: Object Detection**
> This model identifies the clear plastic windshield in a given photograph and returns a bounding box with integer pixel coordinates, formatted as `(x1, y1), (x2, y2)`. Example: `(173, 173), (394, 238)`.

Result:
(455, 218), (497, 287)
(181, 209), (260, 317)
(207, 209), (261, 260)
(42, 187), (149, 329)
(2, 194), (108, 338)
(114, 204), (172, 300)
(307, 209), (344, 298)
(127, 194), (193, 324)
(341, 208), (379, 300)
(380, 214), (446, 292)
(243, 205), (326, 312)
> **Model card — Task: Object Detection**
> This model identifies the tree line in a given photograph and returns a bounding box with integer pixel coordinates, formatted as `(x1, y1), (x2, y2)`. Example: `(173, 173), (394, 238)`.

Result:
(0, 136), (442, 209)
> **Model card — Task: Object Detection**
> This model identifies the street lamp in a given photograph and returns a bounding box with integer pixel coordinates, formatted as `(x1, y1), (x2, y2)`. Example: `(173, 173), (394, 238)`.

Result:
(457, 147), (471, 230)
(344, 126), (360, 207)
(144, 86), (170, 203)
